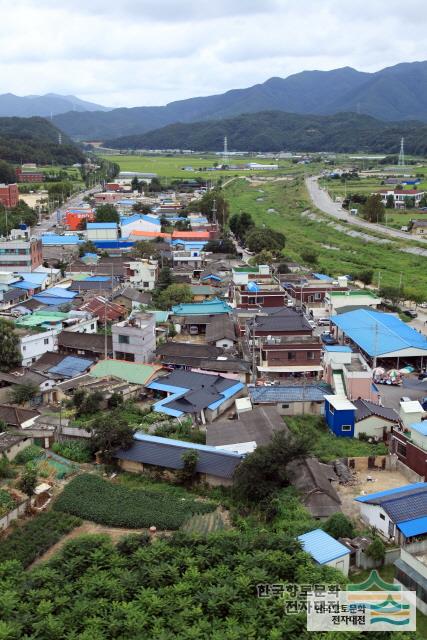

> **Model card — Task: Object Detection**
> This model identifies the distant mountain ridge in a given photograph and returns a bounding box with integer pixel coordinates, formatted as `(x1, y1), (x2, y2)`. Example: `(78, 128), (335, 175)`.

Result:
(104, 111), (427, 155)
(0, 93), (110, 118)
(52, 60), (427, 140)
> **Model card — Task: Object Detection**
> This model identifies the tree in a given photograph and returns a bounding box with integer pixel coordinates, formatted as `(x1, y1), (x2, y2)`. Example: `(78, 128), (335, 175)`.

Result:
(19, 466), (38, 497)
(148, 177), (162, 193)
(90, 414), (135, 462)
(379, 285), (401, 304)
(95, 204), (119, 224)
(107, 393), (123, 409)
(9, 382), (39, 405)
(404, 196), (415, 209)
(78, 240), (97, 257)
(157, 266), (173, 292)
(131, 176), (140, 192)
(177, 450), (199, 486)
(322, 513), (355, 539)
(204, 238), (236, 254)
(419, 194), (427, 208)
(197, 190), (229, 229)
(300, 248), (318, 265)
(366, 536), (385, 563)
(385, 194), (395, 209)
(132, 202), (151, 214)
(232, 430), (310, 505)
(0, 160), (15, 184)
(245, 228), (285, 254)
(77, 391), (104, 416)
(155, 284), (192, 310)
(362, 194), (385, 223)
(131, 241), (159, 259)
(277, 262), (291, 274)
(0, 319), (21, 372)
(229, 211), (254, 241)
(252, 249), (276, 265)
(355, 269), (373, 286)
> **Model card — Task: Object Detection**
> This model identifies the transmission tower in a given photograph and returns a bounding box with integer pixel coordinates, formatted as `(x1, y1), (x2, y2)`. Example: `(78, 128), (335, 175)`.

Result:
(398, 137), (405, 169)
(222, 136), (228, 166)
(58, 132), (62, 145)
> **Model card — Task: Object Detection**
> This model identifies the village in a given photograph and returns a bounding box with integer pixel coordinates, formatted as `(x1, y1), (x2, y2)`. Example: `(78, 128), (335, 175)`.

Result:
(1, 164), (427, 625)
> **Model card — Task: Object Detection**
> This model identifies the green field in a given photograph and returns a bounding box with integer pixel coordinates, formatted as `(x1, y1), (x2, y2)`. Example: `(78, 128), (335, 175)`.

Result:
(224, 176), (427, 299)
(98, 153), (310, 180)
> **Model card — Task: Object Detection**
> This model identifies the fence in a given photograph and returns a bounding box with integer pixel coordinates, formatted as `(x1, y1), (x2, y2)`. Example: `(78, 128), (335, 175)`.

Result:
(356, 547), (400, 570)
(0, 499), (30, 532)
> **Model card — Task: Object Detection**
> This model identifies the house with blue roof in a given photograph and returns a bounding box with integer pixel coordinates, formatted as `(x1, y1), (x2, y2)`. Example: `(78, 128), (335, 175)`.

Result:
(248, 382), (332, 416)
(120, 214), (160, 237)
(171, 298), (232, 317)
(114, 433), (244, 486)
(355, 483), (427, 544)
(41, 234), (82, 246)
(298, 529), (350, 575)
(331, 309), (427, 368)
(87, 223), (118, 241)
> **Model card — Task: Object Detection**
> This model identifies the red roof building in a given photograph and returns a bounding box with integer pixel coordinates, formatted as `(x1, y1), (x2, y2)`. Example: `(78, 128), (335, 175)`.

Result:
(15, 167), (45, 183)
(80, 296), (127, 323)
(0, 183), (19, 208)
(65, 209), (96, 231)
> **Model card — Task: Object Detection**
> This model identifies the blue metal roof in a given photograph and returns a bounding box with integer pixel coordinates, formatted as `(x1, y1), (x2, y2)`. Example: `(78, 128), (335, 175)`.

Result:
(298, 529), (350, 564)
(171, 298), (231, 316)
(11, 281), (36, 291)
(249, 384), (330, 403)
(84, 276), (110, 282)
(87, 223), (117, 229)
(134, 432), (241, 456)
(37, 287), (76, 299)
(355, 483), (427, 503)
(398, 516), (427, 538)
(409, 422), (427, 436)
(312, 273), (334, 282)
(48, 355), (93, 378)
(323, 345), (352, 353)
(41, 234), (81, 245)
(15, 272), (47, 284)
(331, 309), (427, 356)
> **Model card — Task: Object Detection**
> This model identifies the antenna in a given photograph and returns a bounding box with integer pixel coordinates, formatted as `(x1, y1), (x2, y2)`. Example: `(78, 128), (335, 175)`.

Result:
(223, 136), (228, 166)
(398, 137), (405, 170)
(58, 132), (62, 145)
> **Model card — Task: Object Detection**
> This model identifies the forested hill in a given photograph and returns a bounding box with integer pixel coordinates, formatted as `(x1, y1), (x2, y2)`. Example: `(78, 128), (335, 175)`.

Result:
(104, 111), (427, 154)
(0, 117), (85, 164)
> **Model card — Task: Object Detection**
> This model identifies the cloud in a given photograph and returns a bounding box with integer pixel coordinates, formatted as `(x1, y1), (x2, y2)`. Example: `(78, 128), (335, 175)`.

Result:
(0, 0), (426, 107)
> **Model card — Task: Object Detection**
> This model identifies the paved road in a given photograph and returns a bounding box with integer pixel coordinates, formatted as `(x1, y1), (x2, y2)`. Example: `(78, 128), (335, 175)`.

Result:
(305, 176), (427, 245)
(35, 187), (100, 235)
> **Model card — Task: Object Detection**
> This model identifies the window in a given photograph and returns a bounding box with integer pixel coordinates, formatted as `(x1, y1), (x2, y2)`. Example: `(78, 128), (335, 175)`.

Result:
(22, 346), (26, 351)
(287, 351), (296, 361)
(118, 334), (130, 344)
(341, 424), (352, 432)
(282, 403), (290, 409)
(143, 281), (149, 288)
(314, 292), (321, 300)
(91, 324), (95, 330)
(329, 405), (334, 414)
(380, 513), (385, 521)
(115, 351), (135, 362)
(396, 441), (407, 458)
(307, 351), (315, 360)
(44, 338), (49, 345)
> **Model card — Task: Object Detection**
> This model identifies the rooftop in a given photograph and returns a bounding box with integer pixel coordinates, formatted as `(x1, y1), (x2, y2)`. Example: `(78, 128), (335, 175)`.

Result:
(171, 298), (232, 316)
(324, 394), (356, 411)
(249, 383), (331, 404)
(298, 529), (350, 564)
(207, 406), (287, 448)
(90, 360), (162, 385)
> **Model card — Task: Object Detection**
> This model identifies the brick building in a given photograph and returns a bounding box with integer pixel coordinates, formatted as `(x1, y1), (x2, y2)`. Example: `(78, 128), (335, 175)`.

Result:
(15, 167), (45, 183)
(0, 183), (19, 208)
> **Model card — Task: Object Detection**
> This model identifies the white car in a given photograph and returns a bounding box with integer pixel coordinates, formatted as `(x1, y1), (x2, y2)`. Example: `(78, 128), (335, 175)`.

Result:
(307, 319), (316, 329)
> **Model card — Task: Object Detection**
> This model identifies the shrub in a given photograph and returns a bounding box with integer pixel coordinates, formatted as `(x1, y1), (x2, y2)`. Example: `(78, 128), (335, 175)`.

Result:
(0, 512), (81, 567)
(322, 513), (355, 539)
(14, 444), (42, 465)
(51, 441), (92, 463)
(54, 474), (215, 529)
(0, 489), (16, 516)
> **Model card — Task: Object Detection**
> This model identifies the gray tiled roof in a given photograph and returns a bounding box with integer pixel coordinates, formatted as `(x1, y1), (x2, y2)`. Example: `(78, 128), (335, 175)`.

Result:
(115, 439), (242, 478)
(249, 383), (331, 403)
(248, 307), (312, 332)
(207, 406), (286, 447)
(353, 399), (399, 423)
(363, 486), (427, 523)
(156, 342), (221, 359)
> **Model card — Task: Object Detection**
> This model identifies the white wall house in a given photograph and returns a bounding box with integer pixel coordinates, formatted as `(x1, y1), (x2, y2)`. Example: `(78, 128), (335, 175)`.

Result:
(124, 260), (158, 291)
(120, 215), (161, 237)
(86, 223), (118, 241)
(65, 316), (98, 333)
(357, 501), (395, 539)
(19, 329), (57, 366)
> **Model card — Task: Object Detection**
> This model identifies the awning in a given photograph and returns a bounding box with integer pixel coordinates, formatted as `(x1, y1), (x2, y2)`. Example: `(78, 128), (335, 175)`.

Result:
(257, 365), (323, 373)
(398, 516), (427, 538)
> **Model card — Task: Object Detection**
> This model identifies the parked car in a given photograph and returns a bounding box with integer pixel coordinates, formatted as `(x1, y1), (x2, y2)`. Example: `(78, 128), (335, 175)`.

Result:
(317, 317), (330, 326)
(307, 319), (316, 329)
(403, 309), (417, 319)
(321, 333), (337, 345)
(418, 370), (427, 380)
(400, 396), (411, 403)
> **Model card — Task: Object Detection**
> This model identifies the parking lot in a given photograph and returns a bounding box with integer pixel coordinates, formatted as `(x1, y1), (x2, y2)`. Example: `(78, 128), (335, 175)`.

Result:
(377, 375), (427, 411)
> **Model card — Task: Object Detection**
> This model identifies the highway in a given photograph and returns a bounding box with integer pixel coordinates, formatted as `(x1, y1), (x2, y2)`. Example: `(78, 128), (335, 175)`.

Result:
(305, 175), (427, 245)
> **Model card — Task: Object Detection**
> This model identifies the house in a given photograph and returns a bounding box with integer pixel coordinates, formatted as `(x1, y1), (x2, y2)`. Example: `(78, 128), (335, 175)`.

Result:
(355, 483), (427, 544)
(112, 313), (156, 364)
(15, 166), (44, 183)
(248, 383), (331, 416)
(410, 220), (427, 235)
(114, 433), (244, 486)
(390, 414), (427, 479)
(147, 370), (245, 424)
(0, 405), (40, 430)
(113, 287), (152, 311)
(172, 249), (205, 269)
(324, 394), (357, 437)
(190, 284), (216, 302)
(298, 529), (350, 576)
(0, 287), (28, 310)
(206, 406), (287, 453)
(331, 309), (427, 369)
(205, 315), (237, 349)
(32, 286), (78, 307)
(89, 359), (162, 386)
(171, 299), (232, 317)
(286, 456), (342, 518)
(0, 238), (42, 272)
(86, 222), (118, 241)
(325, 289), (382, 315)
(353, 399), (399, 440)
(57, 330), (113, 359)
(399, 400), (424, 429)
(120, 214), (161, 236)
(323, 346), (373, 401)
(376, 189), (426, 209)
(0, 432), (33, 461)
(17, 327), (57, 366)
(123, 259), (158, 291)
(283, 277), (348, 306)
(80, 296), (126, 324)
(64, 208), (95, 231)
(156, 343), (223, 369)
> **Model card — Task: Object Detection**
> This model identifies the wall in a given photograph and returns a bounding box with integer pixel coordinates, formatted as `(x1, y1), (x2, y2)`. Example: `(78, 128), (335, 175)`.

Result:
(268, 400), (324, 416)
(325, 399), (355, 437)
(4, 437), (33, 461)
(358, 502), (394, 539)
(355, 415), (395, 439)
(356, 547), (400, 569)
(215, 338), (234, 349)
(325, 553), (350, 576)
(0, 499), (29, 531)
(20, 329), (57, 366)
(112, 316), (156, 364)
(67, 317), (98, 334)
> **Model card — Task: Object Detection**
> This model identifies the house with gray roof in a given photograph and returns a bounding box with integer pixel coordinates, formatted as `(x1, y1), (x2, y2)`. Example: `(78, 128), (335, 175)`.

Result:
(114, 433), (244, 486)
(286, 457), (342, 519)
(353, 399), (400, 439)
(249, 382), (332, 416)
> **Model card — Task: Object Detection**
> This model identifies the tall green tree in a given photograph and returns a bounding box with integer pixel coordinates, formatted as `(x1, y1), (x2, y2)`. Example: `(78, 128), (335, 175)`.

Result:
(0, 160), (15, 184)
(245, 227), (285, 253)
(362, 194), (385, 223)
(155, 284), (192, 310)
(0, 319), (21, 372)
(9, 382), (39, 405)
(157, 266), (173, 291)
(18, 466), (38, 497)
(90, 413), (135, 462)
(95, 204), (119, 223)
(385, 194), (395, 208)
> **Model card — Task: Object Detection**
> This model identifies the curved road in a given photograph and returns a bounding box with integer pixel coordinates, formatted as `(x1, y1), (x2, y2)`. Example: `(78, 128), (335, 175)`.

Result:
(305, 176), (427, 245)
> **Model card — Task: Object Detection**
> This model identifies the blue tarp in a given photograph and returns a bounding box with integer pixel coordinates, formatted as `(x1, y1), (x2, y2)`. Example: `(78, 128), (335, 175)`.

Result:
(84, 276), (111, 282)
(247, 281), (260, 292)
(398, 516), (427, 538)
(48, 355), (93, 378)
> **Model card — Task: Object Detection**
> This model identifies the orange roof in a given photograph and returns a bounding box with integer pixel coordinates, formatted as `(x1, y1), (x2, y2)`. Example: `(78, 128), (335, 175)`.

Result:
(130, 230), (171, 239)
(172, 231), (210, 239)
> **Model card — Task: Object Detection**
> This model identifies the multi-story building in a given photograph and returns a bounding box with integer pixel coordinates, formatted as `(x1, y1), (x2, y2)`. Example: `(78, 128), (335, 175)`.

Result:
(15, 167), (45, 183)
(0, 183), (19, 208)
(112, 312), (156, 363)
(377, 189), (426, 209)
(124, 259), (158, 291)
(17, 327), (57, 366)
(64, 208), (95, 231)
(0, 238), (43, 272)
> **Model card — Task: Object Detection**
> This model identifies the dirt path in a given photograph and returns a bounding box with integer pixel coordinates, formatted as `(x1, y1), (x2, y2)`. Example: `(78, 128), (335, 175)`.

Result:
(30, 521), (157, 568)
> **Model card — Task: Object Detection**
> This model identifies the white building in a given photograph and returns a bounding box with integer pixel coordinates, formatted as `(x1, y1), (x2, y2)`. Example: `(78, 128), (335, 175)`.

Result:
(86, 223), (118, 241)
(120, 214), (161, 237)
(172, 250), (205, 268)
(124, 259), (158, 291)
(18, 328), (57, 366)
(298, 529), (350, 576)
(112, 313), (156, 364)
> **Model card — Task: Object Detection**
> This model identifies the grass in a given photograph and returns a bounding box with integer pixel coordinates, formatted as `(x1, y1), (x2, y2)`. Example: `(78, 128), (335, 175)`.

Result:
(286, 415), (388, 462)
(54, 473), (216, 530)
(98, 153), (308, 180)
(181, 509), (228, 534)
(224, 176), (427, 299)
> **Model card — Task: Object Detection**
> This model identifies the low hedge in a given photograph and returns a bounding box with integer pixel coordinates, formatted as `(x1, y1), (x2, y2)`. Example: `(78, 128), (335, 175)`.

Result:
(54, 473), (215, 530)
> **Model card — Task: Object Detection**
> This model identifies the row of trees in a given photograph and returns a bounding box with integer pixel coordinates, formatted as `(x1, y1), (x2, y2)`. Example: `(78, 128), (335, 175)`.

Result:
(229, 210), (286, 254)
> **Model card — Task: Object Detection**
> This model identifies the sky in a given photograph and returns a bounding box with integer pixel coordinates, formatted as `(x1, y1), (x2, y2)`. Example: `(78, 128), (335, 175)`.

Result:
(0, 0), (426, 108)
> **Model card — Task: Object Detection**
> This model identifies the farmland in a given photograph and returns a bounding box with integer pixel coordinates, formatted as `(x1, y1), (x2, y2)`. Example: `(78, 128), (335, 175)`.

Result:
(54, 473), (216, 529)
(224, 177), (427, 299)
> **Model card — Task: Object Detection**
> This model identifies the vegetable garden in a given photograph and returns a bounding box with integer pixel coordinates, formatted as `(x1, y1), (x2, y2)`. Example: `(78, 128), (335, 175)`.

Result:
(54, 474), (216, 529)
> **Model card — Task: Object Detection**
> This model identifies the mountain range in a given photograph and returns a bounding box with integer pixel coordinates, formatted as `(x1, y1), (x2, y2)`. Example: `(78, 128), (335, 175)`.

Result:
(0, 93), (110, 118)
(104, 111), (427, 155)
(51, 61), (427, 140)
